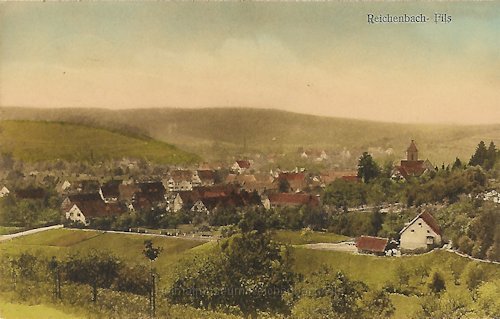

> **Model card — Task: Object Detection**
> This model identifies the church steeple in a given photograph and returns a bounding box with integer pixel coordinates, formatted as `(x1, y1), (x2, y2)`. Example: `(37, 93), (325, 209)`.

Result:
(406, 140), (419, 161)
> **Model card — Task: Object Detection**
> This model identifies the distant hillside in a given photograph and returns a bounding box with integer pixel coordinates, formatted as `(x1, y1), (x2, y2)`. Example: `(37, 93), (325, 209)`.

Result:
(0, 120), (200, 164)
(1, 107), (499, 165)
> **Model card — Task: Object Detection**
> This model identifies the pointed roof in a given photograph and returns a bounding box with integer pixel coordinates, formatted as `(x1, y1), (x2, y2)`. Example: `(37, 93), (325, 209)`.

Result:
(400, 211), (442, 236)
(407, 140), (418, 152)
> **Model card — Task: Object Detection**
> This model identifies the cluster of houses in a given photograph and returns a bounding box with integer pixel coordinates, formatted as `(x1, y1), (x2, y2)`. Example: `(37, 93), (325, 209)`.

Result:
(52, 163), (334, 226)
(0, 140), (449, 254)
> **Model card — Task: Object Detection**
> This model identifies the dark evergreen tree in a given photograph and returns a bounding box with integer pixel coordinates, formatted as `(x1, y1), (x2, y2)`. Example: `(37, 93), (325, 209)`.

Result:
(357, 152), (380, 183)
(485, 141), (497, 170)
(452, 157), (463, 170)
(469, 141), (488, 167)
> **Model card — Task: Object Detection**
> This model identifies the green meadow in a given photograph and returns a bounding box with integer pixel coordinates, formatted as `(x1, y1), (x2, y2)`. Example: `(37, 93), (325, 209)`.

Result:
(272, 229), (349, 245)
(0, 120), (200, 164)
(2, 229), (499, 318)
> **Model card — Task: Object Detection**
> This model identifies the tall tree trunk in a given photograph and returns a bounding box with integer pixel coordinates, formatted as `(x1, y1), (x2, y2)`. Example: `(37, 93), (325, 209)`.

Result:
(92, 282), (97, 303)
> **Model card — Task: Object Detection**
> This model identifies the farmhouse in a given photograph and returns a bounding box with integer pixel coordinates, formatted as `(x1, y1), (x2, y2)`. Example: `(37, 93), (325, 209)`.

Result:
(400, 211), (442, 252)
(355, 236), (389, 256)
(66, 202), (124, 226)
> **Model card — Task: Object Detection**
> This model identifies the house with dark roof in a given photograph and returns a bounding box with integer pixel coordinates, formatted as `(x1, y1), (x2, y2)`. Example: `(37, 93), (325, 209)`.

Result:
(231, 160), (251, 174)
(400, 211), (442, 251)
(62, 192), (125, 225)
(275, 172), (308, 192)
(15, 187), (45, 200)
(355, 236), (389, 256)
(66, 201), (125, 226)
(197, 170), (216, 186)
(266, 193), (320, 208)
(99, 180), (121, 203)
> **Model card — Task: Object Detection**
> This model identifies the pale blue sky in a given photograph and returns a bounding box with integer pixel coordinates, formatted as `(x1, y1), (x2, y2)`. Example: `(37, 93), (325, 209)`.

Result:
(1, 2), (499, 123)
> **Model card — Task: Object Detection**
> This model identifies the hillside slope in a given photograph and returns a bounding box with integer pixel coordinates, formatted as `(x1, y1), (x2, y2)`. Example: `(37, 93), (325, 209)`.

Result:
(0, 120), (200, 164)
(1, 107), (499, 164)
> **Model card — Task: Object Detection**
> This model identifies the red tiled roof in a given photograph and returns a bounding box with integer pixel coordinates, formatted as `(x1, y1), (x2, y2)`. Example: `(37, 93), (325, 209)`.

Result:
(397, 160), (426, 178)
(72, 201), (125, 218)
(268, 193), (319, 207)
(400, 211), (442, 236)
(236, 160), (251, 169)
(278, 172), (305, 182)
(356, 236), (388, 253)
(226, 174), (257, 184)
(419, 212), (442, 236)
(170, 170), (194, 182)
(119, 184), (140, 201)
(197, 170), (215, 181)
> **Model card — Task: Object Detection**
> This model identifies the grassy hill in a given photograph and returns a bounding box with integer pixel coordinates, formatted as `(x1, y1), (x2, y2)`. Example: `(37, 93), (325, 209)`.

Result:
(1, 229), (498, 319)
(1, 107), (500, 165)
(0, 120), (200, 164)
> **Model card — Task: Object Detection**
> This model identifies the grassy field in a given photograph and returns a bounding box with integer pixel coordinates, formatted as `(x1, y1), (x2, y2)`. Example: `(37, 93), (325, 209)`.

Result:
(0, 295), (84, 319)
(2, 107), (500, 165)
(272, 229), (349, 245)
(0, 120), (200, 164)
(1, 229), (499, 319)
(0, 228), (207, 284)
(0, 227), (23, 235)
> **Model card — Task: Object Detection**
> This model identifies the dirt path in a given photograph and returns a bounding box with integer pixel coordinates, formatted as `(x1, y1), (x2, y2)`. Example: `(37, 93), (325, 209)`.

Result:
(300, 241), (358, 253)
(0, 224), (63, 242)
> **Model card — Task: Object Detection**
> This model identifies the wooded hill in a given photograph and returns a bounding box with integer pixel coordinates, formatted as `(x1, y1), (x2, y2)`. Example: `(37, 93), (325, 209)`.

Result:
(2, 107), (499, 165)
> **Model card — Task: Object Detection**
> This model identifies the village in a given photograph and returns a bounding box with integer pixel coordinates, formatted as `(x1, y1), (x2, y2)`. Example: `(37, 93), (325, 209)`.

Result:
(1, 140), (473, 257)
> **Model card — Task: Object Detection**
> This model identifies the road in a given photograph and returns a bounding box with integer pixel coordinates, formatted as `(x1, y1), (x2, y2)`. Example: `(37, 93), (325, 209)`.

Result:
(0, 224), (64, 242)
(2, 226), (498, 265)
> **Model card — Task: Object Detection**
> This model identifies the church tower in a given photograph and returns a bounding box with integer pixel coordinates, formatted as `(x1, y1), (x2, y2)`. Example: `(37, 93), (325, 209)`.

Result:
(406, 140), (419, 161)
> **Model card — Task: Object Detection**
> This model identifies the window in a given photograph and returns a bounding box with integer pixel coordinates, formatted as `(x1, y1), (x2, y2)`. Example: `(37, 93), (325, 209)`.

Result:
(411, 229), (415, 232)
(427, 230), (430, 233)
(418, 222), (422, 227)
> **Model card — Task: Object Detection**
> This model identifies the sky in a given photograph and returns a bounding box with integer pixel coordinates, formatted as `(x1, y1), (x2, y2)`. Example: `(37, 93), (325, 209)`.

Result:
(0, 2), (499, 124)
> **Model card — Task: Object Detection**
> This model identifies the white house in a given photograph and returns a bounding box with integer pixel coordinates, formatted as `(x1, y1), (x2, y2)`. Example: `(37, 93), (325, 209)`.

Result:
(164, 170), (201, 192)
(190, 200), (209, 214)
(400, 212), (442, 252)
(64, 197), (124, 226)
(166, 193), (184, 213)
(66, 204), (88, 225)
(0, 186), (10, 198)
